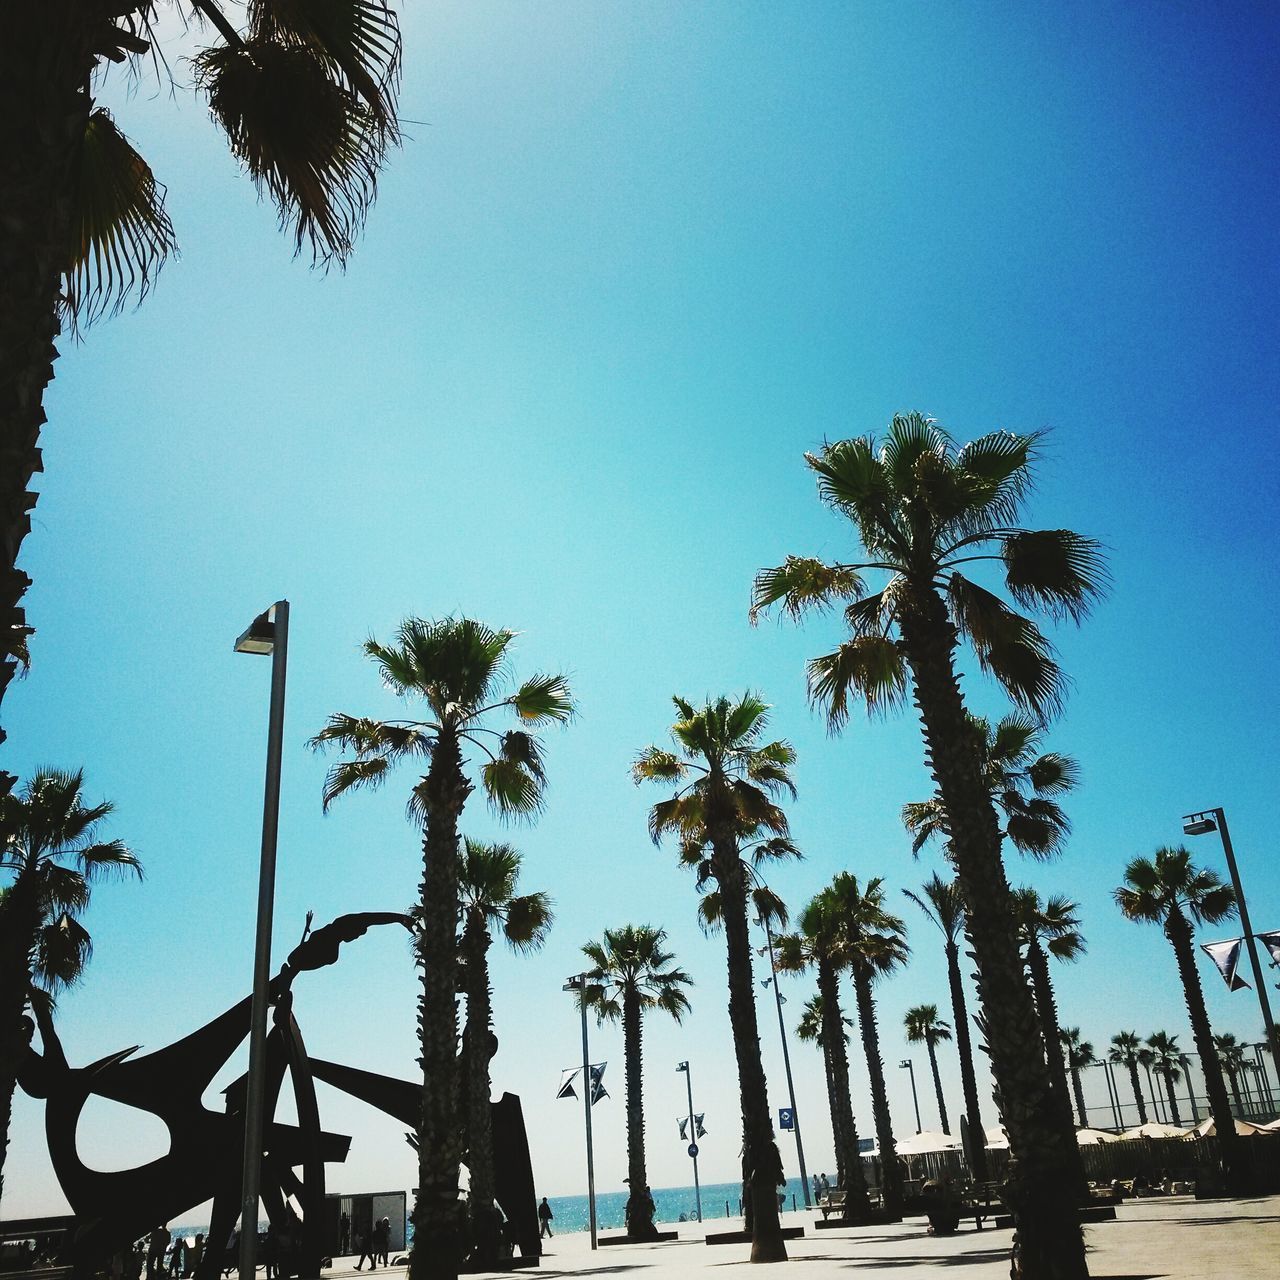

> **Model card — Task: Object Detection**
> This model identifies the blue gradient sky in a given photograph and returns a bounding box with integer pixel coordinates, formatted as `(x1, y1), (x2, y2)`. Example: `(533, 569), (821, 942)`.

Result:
(5, 1), (1279, 1217)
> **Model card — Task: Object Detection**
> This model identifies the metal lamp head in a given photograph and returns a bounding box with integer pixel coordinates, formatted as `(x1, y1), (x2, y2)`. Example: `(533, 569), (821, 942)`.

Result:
(235, 606), (278, 656)
(1183, 814), (1218, 837)
(899, 1060), (911, 1070)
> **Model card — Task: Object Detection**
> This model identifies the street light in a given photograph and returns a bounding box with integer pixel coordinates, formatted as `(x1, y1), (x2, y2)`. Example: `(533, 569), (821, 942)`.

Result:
(676, 1061), (702, 1222)
(757, 914), (811, 1206)
(233, 600), (290, 1280)
(899, 1059), (922, 1133)
(1182, 808), (1277, 1087)
(563, 975), (598, 1249)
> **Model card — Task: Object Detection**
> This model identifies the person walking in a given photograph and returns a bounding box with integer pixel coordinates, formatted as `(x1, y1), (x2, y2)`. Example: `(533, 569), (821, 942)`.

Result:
(374, 1218), (390, 1267)
(190, 1236), (204, 1279)
(354, 1228), (375, 1272)
(147, 1226), (170, 1280)
(537, 1198), (554, 1239)
(339, 1214), (350, 1256)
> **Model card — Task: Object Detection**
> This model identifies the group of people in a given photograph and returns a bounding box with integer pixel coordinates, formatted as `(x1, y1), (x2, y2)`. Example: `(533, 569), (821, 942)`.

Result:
(810, 1172), (834, 1203)
(351, 1216), (393, 1270)
(109, 1226), (205, 1280)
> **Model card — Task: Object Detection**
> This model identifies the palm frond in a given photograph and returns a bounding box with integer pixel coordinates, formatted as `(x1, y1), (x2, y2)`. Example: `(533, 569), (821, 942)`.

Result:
(503, 892), (554, 951)
(77, 840), (143, 881)
(508, 673), (575, 724)
(1001, 529), (1109, 624)
(749, 557), (864, 623)
(631, 747), (686, 784)
(63, 109), (177, 329)
(807, 635), (908, 727)
(321, 755), (390, 811)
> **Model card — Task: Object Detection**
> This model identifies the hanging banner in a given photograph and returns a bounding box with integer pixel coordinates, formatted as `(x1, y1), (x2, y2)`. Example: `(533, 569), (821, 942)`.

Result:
(1256, 930), (1280, 967)
(1201, 938), (1250, 991)
(556, 1067), (580, 1099)
(695, 1113), (707, 1138)
(678, 1117), (690, 1141)
(590, 1062), (609, 1105)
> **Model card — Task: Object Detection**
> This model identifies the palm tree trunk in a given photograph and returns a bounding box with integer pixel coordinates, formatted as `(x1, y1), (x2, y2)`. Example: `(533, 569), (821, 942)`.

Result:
(0, 865), (40, 1203)
(851, 965), (902, 1218)
(817, 961), (870, 1220)
(1225, 1064), (1244, 1116)
(1162, 1073), (1181, 1126)
(460, 913), (499, 1267)
(1165, 909), (1246, 1192)
(926, 1038), (950, 1134)
(1125, 1060), (1148, 1125)
(898, 586), (1085, 1279)
(822, 1039), (846, 1190)
(622, 987), (657, 1239)
(709, 822), (786, 1262)
(1025, 942), (1089, 1199)
(0, 7), (98, 738)
(1181, 1059), (1200, 1123)
(409, 730), (472, 1280)
(946, 939), (987, 1179)
(1068, 1064), (1087, 1129)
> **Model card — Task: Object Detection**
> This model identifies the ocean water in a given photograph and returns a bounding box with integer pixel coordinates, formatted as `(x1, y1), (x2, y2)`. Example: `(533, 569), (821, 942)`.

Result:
(541, 1178), (810, 1236)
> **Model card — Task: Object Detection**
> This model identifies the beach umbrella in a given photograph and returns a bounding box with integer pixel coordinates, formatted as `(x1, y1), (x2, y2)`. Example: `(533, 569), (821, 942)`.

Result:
(895, 1129), (963, 1156)
(984, 1125), (1010, 1149)
(1189, 1116), (1272, 1138)
(1120, 1121), (1189, 1140)
(1075, 1127), (1120, 1145)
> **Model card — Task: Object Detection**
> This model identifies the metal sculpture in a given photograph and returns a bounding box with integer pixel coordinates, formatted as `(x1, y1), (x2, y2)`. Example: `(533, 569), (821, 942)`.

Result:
(18, 912), (541, 1273)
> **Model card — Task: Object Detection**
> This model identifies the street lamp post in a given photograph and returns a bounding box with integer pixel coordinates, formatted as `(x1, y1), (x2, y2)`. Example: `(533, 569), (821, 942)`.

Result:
(563, 975), (598, 1249)
(233, 600), (290, 1280)
(759, 915), (811, 1206)
(676, 1061), (702, 1222)
(1183, 808), (1277, 1087)
(899, 1060), (922, 1133)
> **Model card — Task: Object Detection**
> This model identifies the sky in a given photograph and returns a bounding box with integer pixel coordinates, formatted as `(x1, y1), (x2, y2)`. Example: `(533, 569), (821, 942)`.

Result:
(5, 0), (1280, 1221)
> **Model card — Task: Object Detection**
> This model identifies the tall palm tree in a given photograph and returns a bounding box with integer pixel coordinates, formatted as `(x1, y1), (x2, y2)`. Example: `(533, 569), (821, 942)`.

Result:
(0, 768), (141, 1200)
(1115, 846), (1244, 1192)
(634, 693), (794, 1262)
(1214, 1033), (1250, 1116)
(678, 824), (797, 938)
(312, 617), (572, 1280)
(1, 3), (406, 736)
(1058, 1029), (1095, 1128)
(1108, 1032), (1149, 1126)
(905, 1005), (953, 1134)
(903, 874), (988, 1179)
(903, 713), (1079, 861)
(456, 839), (553, 1266)
(796, 995), (854, 1189)
(1144, 1033), (1184, 1125)
(581, 925), (692, 1240)
(825, 873), (908, 1218)
(752, 415), (1104, 1277)
(776, 892), (872, 1221)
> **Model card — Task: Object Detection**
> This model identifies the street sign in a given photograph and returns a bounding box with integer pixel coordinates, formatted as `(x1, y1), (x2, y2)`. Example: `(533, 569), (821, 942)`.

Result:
(778, 1107), (794, 1130)
(688, 1143), (699, 1158)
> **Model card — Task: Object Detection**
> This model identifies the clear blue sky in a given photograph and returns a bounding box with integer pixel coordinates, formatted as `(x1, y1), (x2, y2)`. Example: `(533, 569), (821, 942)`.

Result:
(6, 0), (1279, 1219)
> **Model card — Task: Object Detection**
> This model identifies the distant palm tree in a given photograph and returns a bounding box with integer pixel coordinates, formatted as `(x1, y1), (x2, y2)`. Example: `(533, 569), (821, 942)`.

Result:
(1013, 890), (1089, 1195)
(1214, 1034), (1250, 1116)
(1108, 1032), (1149, 1125)
(1179, 1055), (1201, 1123)
(0, 769), (141, 1201)
(634, 693), (794, 1262)
(752, 416), (1104, 1277)
(2, 3), (407, 736)
(903, 713), (1079, 861)
(1058, 1028), (1095, 1128)
(903, 874), (988, 1179)
(1116, 846), (1245, 1192)
(1144, 1032), (1184, 1125)
(796, 995), (854, 1188)
(582, 925), (692, 1240)
(905, 1005), (953, 1134)
(456, 839), (553, 1265)
(313, 617), (573, 1277)
(776, 892), (872, 1220)
(826, 873), (909, 1218)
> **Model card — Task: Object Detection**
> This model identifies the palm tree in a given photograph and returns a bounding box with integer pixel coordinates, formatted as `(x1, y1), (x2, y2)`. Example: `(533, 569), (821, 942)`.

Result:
(796, 995), (854, 1189)
(1144, 1033), (1184, 1125)
(677, 824), (797, 938)
(581, 925), (692, 1240)
(633, 693), (794, 1262)
(776, 892), (872, 1221)
(903, 874), (988, 1179)
(752, 415), (1104, 1277)
(0, 769), (141, 1200)
(1115, 846), (1245, 1192)
(456, 839), (553, 1266)
(1108, 1032), (1149, 1126)
(825, 873), (908, 1218)
(312, 617), (572, 1280)
(1058, 1029), (1095, 1128)
(905, 1005), (953, 1134)
(1, 3), (406, 732)
(1214, 1033), (1250, 1116)
(903, 713), (1079, 861)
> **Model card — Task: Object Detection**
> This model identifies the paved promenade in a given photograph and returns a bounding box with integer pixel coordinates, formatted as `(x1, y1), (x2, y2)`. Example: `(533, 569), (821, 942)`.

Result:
(331, 1194), (1280, 1280)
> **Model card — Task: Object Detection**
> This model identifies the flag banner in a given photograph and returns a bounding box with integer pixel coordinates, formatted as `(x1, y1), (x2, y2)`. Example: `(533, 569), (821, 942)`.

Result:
(590, 1062), (608, 1106)
(695, 1114), (707, 1138)
(1202, 938), (1250, 991)
(1257, 930), (1280, 967)
(778, 1107), (795, 1131)
(556, 1067), (581, 1099)
(678, 1117), (689, 1141)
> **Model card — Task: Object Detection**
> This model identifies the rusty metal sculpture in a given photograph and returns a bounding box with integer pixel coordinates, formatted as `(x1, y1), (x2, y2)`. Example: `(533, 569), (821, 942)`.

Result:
(18, 912), (541, 1273)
